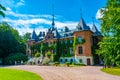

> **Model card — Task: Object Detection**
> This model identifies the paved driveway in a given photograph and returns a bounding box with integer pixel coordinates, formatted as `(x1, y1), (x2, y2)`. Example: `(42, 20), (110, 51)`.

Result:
(4, 65), (120, 80)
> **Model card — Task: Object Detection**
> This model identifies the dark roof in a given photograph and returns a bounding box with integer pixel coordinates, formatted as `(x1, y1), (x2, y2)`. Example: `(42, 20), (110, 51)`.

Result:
(76, 18), (90, 31)
(52, 29), (61, 38)
(30, 30), (38, 41)
(91, 24), (101, 36)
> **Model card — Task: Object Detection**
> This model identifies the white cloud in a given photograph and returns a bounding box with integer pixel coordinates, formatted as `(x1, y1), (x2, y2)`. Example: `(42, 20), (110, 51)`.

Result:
(0, 0), (25, 9)
(16, 0), (25, 7)
(3, 18), (51, 26)
(16, 25), (48, 35)
(5, 9), (53, 20)
(1, 3), (94, 36)
(96, 8), (105, 19)
(6, 7), (11, 11)
(0, 0), (15, 8)
(2, 17), (78, 35)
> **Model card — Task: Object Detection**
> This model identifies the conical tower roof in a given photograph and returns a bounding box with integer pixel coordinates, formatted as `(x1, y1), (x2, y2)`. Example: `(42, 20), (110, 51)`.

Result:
(30, 30), (38, 41)
(76, 18), (90, 31)
(91, 24), (101, 36)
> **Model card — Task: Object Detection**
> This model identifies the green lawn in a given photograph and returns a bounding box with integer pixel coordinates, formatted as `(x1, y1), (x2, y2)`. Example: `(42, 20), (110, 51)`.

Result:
(0, 68), (42, 80)
(101, 68), (120, 76)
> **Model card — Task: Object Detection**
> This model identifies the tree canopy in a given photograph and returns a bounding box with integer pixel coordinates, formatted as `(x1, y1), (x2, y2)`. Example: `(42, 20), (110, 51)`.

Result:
(0, 4), (6, 18)
(0, 22), (26, 64)
(97, 0), (120, 67)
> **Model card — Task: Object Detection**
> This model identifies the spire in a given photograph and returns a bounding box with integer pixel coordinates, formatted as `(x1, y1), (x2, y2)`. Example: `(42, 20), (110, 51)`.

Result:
(92, 16), (95, 24)
(51, 4), (55, 27)
(80, 9), (82, 19)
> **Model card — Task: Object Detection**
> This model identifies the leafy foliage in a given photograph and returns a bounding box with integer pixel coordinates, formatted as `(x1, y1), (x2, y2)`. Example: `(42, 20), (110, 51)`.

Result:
(35, 52), (41, 57)
(5, 53), (27, 65)
(45, 52), (52, 59)
(30, 44), (41, 57)
(73, 36), (85, 55)
(0, 4), (6, 17)
(97, 0), (120, 67)
(0, 22), (26, 64)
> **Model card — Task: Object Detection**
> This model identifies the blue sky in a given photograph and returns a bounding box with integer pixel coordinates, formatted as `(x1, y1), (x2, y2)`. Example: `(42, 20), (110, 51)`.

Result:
(0, 0), (106, 35)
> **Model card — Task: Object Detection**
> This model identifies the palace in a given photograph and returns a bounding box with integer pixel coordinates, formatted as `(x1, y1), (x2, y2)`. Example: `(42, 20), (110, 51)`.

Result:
(26, 15), (102, 65)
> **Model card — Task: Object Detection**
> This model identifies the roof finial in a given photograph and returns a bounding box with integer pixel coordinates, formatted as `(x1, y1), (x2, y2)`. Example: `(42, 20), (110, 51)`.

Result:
(51, 4), (55, 27)
(33, 25), (35, 31)
(80, 9), (82, 19)
(92, 16), (95, 24)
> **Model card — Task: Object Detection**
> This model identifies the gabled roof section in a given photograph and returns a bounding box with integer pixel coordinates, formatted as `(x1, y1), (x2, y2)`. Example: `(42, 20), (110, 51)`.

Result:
(91, 24), (101, 36)
(30, 30), (38, 41)
(76, 18), (90, 31)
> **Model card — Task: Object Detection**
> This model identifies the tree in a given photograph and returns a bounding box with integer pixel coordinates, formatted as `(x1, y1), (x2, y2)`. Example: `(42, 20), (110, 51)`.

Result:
(4, 53), (28, 65)
(0, 4), (6, 17)
(97, 0), (120, 67)
(22, 32), (31, 43)
(0, 22), (26, 64)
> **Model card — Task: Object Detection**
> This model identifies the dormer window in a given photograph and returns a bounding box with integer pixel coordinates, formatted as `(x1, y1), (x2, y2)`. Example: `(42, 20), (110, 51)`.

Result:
(78, 36), (82, 42)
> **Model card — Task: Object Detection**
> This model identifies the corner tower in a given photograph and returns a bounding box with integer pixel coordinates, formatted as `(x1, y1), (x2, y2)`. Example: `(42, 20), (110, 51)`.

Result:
(73, 15), (93, 65)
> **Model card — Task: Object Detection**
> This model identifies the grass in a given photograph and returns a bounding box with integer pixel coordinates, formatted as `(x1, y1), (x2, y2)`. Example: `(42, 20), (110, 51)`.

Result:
(101, 68), (120, 76)
(0, 68), (42, 80)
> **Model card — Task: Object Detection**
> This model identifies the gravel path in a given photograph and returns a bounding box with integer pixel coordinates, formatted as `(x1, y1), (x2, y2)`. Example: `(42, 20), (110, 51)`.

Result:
(4, 65), (120, 80)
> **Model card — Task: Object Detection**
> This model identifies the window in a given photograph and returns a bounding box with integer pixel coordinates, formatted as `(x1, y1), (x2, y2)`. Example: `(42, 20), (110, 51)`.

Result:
(60, 59), (62, 62)
(60, 41), (62, 44)
(53, 41), (56, 44)
(50, 42), (52, 45)
(65, 40), (67, 44)
(78, 36), (82, 42)
(70, 47), (73, 54)
(46, 42), (48, 46)
(78, 46), (82, 54)
(79, 59), (82, 63)
(28, 44), (30, 48)
(65, 59), (67, 62)
(64, 49), (67, 54)
(48, 36), (50, 39)
(70, 39), (73, 44)
(70, 59), (73, 63)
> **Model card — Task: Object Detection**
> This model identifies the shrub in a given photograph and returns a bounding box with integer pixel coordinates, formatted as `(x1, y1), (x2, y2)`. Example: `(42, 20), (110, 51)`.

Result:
(5, 53), (28, 65)
(32, 62), (35, 65)
(74, 63), (86, 66)
(54, 61), (59, 66)
(66, 62), (70, 67)
(116, 61), (120, 68)
(35, 52), (41, 57)
(43, 61), (49, 66)
(46, 52), (52, 59)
